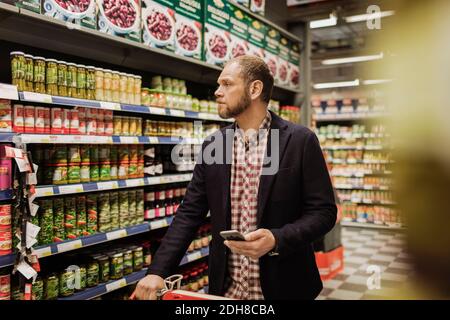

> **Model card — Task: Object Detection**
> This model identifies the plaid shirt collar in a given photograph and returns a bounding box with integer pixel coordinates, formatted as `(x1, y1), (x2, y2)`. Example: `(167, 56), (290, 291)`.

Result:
(234, 110), (272, 147)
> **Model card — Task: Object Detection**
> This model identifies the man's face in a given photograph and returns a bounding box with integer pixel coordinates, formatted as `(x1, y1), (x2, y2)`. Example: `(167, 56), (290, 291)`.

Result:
(215, 62), (251, 119)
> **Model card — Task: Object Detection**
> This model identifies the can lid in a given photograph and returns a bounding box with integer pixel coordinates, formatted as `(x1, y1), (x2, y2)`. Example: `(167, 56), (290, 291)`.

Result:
(104, 69), (113, 73)
(46, 59), (58, 63)
(10, 51), (25, 55)
(77, 64), (86, 68)
(24, 54), (34, 59)
(119, 72), (127, 76)
(67, 62), (77, 66)
(34, 56), (45, 60)
(86, 66), (96, 70)
(94, 67), (104, 71)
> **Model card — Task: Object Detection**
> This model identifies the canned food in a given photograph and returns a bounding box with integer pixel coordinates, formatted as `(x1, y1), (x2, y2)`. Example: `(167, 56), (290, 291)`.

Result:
(104, 70), (112, 102)
(99, 145), (110, 162)
(54, 145), (68, 164)
(46, 59), (58, 95)
(129, 145), (138, 162)
(132, 246), (144, 271)
(128, 162), (138, 179)
(24, 105), (35, 133)
(109, 252), (124, 280)
(121, 116), (130, 136)
(109, 191), (120, 230)
(33, 107), (45, 134)
(67, 63), (77, 98)
(113, 116), (122, 135)
(76, 265), (87, 292)
(95, 68), (104, 101)
(52, 164), (68, 185)
(100, 162), (111, 181)
(86, 259), (99, 287)
(0, 273), (10, 300)
(31, 277), (43, 300)
(109, 162), (117, 179)
(13, 104), (24, 133)
(76, 196), (87, 237)
(53, 198), (64, 242)
(0, 205), (11, 229)
(118, 145), (129, 163)
(57, 61), (67, 97)
(77, 65), (87, 99)
(43, 108), (51, 134)
(129, 117), (137, 136)
(68, 145), (81, 163)
(98, 193), (110, 232)
(128, 190), (136, 225)
(64, 197), (77, 239)
(80, 163), (90, 183)
(86, 66), (96, 100)
(59, 268), (75, 297)
(137, 161), (144, 178)
(79, 145), (90, 163)
(68, 164), (81, 184)
(112, 72), (120, 103)
(0, 228), (12, 255)
(51, 108), (63, 134)
(123, 249), (133, 275)
(119, 73), (128, 103)
(89, 145), (99, 162)
(96, 255), (110, 283)
(86, 194), (98, 234)
(44, 274), (59, 300)
(69, 110), (79, 134)
(110, 145), (118, 163)
(136, 189), (144, 223)
(119, 191), (129, 228)
(90, 163), (99, 182)
(118, 163), (128, 180)
(10, 51), (25, 91)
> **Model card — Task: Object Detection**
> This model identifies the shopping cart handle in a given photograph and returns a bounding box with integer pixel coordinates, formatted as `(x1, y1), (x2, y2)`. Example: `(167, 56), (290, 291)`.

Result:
(129, 291), (136, 300)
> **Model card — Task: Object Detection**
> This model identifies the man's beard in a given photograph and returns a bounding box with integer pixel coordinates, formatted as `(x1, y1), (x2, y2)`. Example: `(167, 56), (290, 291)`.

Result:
(218, 90), (251, 119)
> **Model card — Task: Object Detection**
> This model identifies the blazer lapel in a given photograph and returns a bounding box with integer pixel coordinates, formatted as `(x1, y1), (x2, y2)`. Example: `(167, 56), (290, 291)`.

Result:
(257, 112), (292, 226)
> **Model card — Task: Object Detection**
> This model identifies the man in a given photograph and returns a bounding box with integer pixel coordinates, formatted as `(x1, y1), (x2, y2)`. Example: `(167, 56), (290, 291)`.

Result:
(134, 56), (336, 300)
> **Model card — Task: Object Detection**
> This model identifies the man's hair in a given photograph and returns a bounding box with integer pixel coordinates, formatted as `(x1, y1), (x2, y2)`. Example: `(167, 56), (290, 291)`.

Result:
(227, 55), (274, 103)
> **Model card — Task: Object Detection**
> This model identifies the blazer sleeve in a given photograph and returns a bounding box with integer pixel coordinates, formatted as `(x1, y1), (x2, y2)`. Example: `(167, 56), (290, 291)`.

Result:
(271, 130), (337, 256)
(147, 143), (209, 278)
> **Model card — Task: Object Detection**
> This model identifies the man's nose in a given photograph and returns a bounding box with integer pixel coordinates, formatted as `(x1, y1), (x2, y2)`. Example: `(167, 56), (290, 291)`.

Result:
(215, 87), (223, 98)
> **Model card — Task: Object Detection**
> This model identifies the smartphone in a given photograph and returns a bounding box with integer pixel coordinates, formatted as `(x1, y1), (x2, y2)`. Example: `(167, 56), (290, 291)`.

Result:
(220, 230), (246, 241)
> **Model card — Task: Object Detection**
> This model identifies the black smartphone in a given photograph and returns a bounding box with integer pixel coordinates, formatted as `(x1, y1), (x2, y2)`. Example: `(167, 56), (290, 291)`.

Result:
(220, 230), (246, 241)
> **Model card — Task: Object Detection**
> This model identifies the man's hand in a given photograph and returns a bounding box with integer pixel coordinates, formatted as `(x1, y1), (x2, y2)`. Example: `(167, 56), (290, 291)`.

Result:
(133, 275), (165, 300)
(224, 229), (276, 259)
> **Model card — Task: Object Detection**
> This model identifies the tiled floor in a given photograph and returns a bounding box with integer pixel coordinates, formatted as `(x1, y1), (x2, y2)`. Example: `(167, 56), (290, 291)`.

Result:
(317, 227), (414, 300)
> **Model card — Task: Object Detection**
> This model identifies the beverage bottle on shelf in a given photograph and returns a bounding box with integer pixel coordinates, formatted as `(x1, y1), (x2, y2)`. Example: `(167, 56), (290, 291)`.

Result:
(154, 187), (166, 218)
(144, 187), (155, 221)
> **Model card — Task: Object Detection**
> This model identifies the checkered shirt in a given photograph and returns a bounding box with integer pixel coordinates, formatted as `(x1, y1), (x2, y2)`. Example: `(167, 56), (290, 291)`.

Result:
(224, 111), (271, 300)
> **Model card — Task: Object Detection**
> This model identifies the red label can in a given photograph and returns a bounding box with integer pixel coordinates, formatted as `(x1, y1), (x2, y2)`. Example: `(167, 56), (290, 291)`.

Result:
(34, 107), (45, 134)
(96, 120), (105, 136)
(69, 110), (79, 134)
(0, 228), (12, 255)
(51, 108), (63, 134)
(104, 120), (113, 136)
(43, 108), (51, 134)
(63, 109), (71, 134)
(0, 274), (10, 300)
(13, 104), (24, 133)
(24, 105), (35, 133)
(0, 204), (11, 228)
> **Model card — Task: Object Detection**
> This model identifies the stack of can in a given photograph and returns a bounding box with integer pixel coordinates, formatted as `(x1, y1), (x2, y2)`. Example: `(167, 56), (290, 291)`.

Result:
(98, 193), (111, 232)
(110, 192), (120, 230)
(119, 190), (129, 228)
(64, 197), (77, 240)
(76, 196), (88, 237)
(0, 271), (10, 300)
(52, 198), (65, 242)
(38, 200), (54, 245)
(0, 204), (12, 257)
(86, 194), (98, 234)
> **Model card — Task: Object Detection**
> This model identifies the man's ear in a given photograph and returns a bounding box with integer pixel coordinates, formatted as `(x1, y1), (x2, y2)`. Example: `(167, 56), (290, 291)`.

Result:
(250, 80), (263, 100)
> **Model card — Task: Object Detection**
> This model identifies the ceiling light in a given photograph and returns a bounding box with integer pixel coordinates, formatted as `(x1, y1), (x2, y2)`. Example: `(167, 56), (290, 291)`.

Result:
(313, 79), (360, 89)
(362, 79), (393, 85)
(322, 53), (384, 65)
(310, 13), (337, 29)
(345, 10), (395, 23)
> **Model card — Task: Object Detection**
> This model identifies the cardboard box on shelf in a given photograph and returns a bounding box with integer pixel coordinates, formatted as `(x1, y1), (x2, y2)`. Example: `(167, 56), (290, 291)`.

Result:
(249, 0), (264, 16)
(96, 0), (142, 42)
(277, 36), (290, 87)
(174, 0), (203, 61)
(4, 0), (41, 13)
(41, 0), (97, 30)
(142, 0), (176, 51)
(228, 2), (249, 59)
(264, 27), (280, 83)
(246, 14), (266, 60)
(288, 41), (301, 89)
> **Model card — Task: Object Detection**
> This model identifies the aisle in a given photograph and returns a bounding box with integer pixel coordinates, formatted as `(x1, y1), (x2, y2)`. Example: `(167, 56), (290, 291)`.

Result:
(317, 227), (414, 300)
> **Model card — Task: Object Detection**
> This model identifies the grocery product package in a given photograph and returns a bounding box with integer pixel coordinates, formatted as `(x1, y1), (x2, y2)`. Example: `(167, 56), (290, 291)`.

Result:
(203, 0), (231, 67)
(41, 0), (97, 29)
(249, 0), (264, 16)
(174, 0), (203, 60)
(277, 36), (291, 87)
(228, 3), (249, 59)
(234, 0), (249, 7)
(246, 14), (266, 60)
(96, 0), (142, 42)
(142, 0), (176, 51)
(0, 100), (12, 133)
(289, 41), (301, 89)
(5, 0), (41, 13)
(264, 27), (280, 83)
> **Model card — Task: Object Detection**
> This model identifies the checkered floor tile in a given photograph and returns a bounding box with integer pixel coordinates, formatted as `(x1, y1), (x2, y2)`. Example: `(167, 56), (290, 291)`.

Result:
(317, 227), (414, 300)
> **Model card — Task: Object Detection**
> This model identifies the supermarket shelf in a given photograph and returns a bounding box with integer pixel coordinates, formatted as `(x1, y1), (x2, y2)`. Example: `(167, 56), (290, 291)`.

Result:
(18, 91), (232, 123)
(341, 199), (397, 206)
(35, 173), (193, 198)
(59, 247), (209, 300)
(180, 247), (210, 266)
(0, 2), (19, 13)
(0, 217), (176, 269)
(328, 159), (394, 165)
(323, 145), (388, 151)
(0, 8), (297, 99)
(341, 221), (405, 231)
(19, 134), (203, 145)
(315, 113), (390, 122)
(334, 184), (391, 191)
(331, 171), (393, 178)
(318, 133), (391, 140)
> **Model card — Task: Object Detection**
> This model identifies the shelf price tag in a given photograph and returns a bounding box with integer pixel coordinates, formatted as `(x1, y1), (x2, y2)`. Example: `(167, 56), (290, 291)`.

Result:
(120, 137), (139, 144)
(150, 219), (169, 230)
(187, 251), (202, 263)
(57, 240), (82, 253)
(148, 106), (166, 115)
(106, 229), (128, 241)
(22, 91), (52, 103)
(0, 83), (19, 100)
(100, 102), (121, 110)
(106, 279), (127, 292)
(59, 185), (81, 195)
(170, 109), (185, 117)
(149, 137), (159, 144)
(34, 247), (52, 258)
(36, 187), (54, 197)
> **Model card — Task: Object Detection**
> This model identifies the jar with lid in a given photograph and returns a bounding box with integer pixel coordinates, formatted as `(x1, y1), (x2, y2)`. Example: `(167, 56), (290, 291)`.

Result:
(67, 163), (81, 184)
(59, 268), (75, 297)
(75, 265), (87, 292)
(76, 64), (87, 99)
(44, 273), (59, 300)
(142, 241), (152, 267)
(57, 61), (67, 97)
(52, 164), (68, 185)
(96, 255), (110, 283)
(109, 252), (124, 280)
(94, 68), (104, 101)
(192, 98), (200, 112)
(24, 54), (34, 92)
(10, 51), (26, 91)
(119, 72), (128, 103)
(151, 76), (162, 90)
(67, 63), (78, 97)
(33, 56), (46, 94)
(127, 74), (135, 104)
(132, 246), (144, 271)
(162, 77), (172, 92)
(86, 258), (99, 287)
(166, 93), (174, 109)
(134, 75), (142, 105)
(86, 66), (96, 100)
(186, 95), (193, 111)
(100, 162), (111, 181)
(103, 69), (113, 102)
(112, 71), (120, 103)
(123, 248), (133, 275)
(141, 88), (150, 106)
(46, 59), (58, 95)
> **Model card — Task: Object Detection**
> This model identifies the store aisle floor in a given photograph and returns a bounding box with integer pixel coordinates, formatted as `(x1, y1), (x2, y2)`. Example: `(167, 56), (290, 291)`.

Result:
(317, 227), (414, 300)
